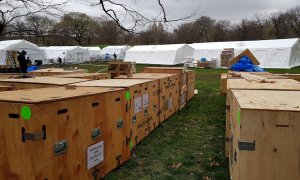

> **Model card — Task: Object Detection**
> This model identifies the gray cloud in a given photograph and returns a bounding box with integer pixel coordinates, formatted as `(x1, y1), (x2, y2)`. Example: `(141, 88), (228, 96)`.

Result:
(64, 0), (299, 27)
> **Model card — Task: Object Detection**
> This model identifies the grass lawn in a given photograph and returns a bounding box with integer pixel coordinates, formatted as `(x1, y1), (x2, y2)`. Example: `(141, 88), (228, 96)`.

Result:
(40, 64), (300, 179)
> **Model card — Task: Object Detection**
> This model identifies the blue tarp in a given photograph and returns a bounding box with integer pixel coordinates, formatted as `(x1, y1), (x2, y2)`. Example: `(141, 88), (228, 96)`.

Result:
(27, 65), (38, 72)
(230, 55), (264, 72)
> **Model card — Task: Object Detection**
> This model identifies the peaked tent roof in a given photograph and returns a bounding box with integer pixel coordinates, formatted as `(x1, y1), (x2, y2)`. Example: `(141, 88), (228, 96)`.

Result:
(0, 39), (47, 65)
(124, 44), (194, 65)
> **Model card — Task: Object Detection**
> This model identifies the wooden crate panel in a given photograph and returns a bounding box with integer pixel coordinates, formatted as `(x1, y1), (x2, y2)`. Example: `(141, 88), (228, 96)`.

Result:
(53, 73), (108, 80)
(0, 77), (89, 90)
(0, 87), (130, 179)
(229, 90), (300, 180)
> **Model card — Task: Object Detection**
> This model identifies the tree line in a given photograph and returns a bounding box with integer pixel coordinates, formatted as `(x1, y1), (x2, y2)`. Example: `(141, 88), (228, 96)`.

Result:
(1, 6), (299, 46)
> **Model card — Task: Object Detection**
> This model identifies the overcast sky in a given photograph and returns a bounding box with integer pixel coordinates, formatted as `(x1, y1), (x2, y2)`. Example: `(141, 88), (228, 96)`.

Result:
(64, 0), (299, 29)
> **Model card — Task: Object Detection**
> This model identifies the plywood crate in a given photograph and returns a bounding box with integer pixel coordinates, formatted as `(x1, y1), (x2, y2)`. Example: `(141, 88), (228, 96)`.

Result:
(72, 79), (159, 148)
(0, 86), (130, 179)
(53, 73), (108, 80)
(0, 77), (89, 90)
(115, 73), (180, 123)
(224, 78), (300, 158)
(143, 67), (186, 107)
(29, 68), (88, 77)
(229, 90), (300, 180)
(186, 70), (196, 101)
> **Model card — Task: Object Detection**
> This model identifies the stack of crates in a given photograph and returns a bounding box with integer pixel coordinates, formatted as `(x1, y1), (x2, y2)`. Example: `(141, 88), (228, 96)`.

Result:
(143, 67), (188, 109)
(0, 67), (196, 179)
(221, 72), (300, 179)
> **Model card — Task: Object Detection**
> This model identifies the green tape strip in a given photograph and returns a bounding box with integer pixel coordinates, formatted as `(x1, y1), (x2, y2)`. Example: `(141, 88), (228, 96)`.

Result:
(130, 140), (133, 150)
(237, 110), (241, 126)
(125, 91), (131, 101)
(21, 105), (31, 121)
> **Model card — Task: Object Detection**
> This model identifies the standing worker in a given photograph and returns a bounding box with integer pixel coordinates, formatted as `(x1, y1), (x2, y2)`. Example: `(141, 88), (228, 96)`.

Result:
(17, 50), (28, 73)
(58, 57), (62, 67)
(113, 53), (117, 61)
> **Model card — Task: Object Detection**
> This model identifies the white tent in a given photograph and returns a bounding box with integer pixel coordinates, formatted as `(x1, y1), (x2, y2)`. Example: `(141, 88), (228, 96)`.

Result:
(190, 38), (300, 69)
(43, 46), (90, 64)
(100, 45), (131, 60)
(0, 39), (47, 65)
(124, 44), (194, 65)
(85, 47), (101, 60)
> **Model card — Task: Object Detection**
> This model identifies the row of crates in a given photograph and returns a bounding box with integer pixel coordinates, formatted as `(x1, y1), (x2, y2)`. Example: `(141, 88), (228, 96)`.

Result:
(221, 72), (300, 180)
(0, 67), (195, 179)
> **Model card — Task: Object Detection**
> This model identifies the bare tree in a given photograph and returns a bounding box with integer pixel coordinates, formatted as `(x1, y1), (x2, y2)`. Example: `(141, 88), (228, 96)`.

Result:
(53, 12), (96, 45)
(287, 6), (300, 37)
(26, 15), (55, 45)
(0, 0), (68, 36)
(91, 0), (201, 33)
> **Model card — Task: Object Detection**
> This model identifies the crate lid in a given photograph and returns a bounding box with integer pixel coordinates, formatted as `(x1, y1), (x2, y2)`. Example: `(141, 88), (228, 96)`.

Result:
(227, 79), (300, 90)
(0, 87), (123, 103)
(0, 77), (89, 85)
(52, 73), (107, 78)
(30, 68), (86, 73)
(232, 90), (300, 111)
(115, 73), (177, 80)
(73, 79), (153, 88)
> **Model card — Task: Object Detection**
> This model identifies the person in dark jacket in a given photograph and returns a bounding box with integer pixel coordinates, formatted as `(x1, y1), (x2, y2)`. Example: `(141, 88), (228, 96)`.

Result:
(17, 50), (28, 73)
(113, 53), (117, 60)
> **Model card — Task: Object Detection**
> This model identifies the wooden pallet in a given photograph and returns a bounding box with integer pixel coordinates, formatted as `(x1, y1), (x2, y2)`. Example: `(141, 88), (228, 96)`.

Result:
(108, 62), (136, 78)
(0, 86), (130, 179)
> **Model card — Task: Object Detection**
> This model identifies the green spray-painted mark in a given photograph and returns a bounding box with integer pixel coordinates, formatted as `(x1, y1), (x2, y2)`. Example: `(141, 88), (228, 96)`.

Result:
(21, 106), (31, 121)
(125, 91), (131, 101)
(237, 110), (241, 126)
(130, 140), (133, 150)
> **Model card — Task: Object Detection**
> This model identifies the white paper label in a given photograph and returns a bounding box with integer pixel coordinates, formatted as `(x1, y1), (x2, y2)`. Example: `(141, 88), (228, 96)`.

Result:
(87, 141), (104, 169)
(168, 98), (173, 109)
(142, 93), (149, 108)
(134, 97), (142, 113)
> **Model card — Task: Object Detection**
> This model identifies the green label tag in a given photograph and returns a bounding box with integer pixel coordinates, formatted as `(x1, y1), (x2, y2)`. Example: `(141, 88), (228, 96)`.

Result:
(130, 140), (133, 150)
(21, 106), (31, 121)
(237, 110), (241, 126)
(125, 91), (131, 101)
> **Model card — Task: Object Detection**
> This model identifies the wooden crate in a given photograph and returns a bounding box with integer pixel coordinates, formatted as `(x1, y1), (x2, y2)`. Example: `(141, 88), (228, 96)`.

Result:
(143, 67), (186, 106)
(72, 79), (159, 148)
(186, 70), (196, 101)
(115, 73), (180, 123)
(225, 78), (300, 158)
(220, 73), (228, 95)
(0, 77), (89, 90)
(229, 90), (300, 180)
(53, 73), (108, 80)
(0, 86), (130, 179)
(29, 68), (88, 77)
